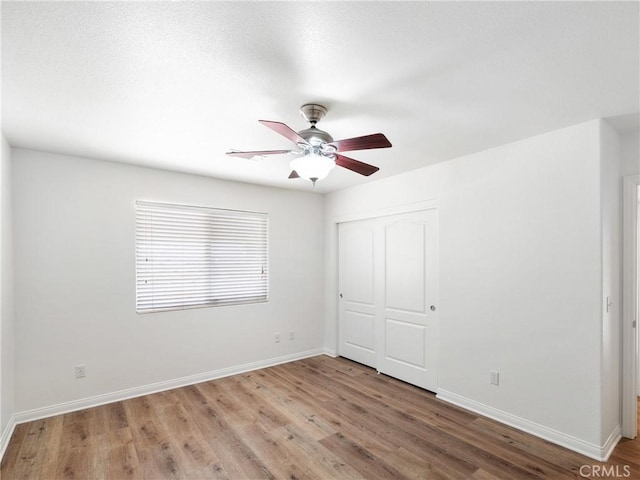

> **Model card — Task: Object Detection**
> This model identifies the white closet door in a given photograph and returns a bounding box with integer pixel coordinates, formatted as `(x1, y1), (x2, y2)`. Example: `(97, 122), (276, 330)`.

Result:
(377, 209), (439, 392)
(338, 219), (378, 368)
(338, 209), (439, 391)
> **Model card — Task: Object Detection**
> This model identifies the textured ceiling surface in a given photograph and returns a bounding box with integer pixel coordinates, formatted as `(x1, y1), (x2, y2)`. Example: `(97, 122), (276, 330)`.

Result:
(2, 1), (639, 193)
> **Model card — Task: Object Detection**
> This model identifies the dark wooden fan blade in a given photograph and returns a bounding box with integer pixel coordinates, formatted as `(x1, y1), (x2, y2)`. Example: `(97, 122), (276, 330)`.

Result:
(335, 154), (379, 176)
(226, 149), (291, 159)
(288, 170), (300, 179)
(329, 133), (391, 152)
(259, 120), (309, 146)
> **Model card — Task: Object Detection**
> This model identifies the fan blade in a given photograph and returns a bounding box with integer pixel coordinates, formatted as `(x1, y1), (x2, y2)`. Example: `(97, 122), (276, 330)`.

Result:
(335, 154), (379, 176)
(226, 149), (291, 159)
(288, 170), (300, 179)
(259, 120), (309, 146)
(329, 133), (391, 152)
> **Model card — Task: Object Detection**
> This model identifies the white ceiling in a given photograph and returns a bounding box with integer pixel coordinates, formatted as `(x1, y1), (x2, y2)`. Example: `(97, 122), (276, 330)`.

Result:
(2, 1), (639, 193)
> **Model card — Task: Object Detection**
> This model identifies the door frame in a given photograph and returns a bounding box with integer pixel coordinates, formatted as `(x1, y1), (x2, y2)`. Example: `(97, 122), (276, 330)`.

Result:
(622, 174), (639, 439)
(334, 199), (438, 225)
(332, 199), (438, 357)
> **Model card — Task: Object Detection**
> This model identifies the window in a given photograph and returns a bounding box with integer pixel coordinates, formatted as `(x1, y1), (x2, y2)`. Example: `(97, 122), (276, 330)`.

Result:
(135, 201), (268, 313)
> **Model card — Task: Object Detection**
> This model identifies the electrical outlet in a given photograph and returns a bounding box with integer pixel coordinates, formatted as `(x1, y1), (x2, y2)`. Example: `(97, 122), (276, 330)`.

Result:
(275, 332), (281, 343)
(75, 364), (86, 379)
(490, 371), (499, 386)
(289, 331), (295, 340)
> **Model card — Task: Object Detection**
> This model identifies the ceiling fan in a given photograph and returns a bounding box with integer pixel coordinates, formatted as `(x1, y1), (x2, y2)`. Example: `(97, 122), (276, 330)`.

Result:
(227, 104), (392, 186)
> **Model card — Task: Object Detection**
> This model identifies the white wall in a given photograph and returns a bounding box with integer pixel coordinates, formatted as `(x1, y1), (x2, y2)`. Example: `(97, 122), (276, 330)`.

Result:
(325, 120), (608, 452)
(0, 15), (14, 448)
(12, 149), (325, 413)
(1, 134), (15, 437)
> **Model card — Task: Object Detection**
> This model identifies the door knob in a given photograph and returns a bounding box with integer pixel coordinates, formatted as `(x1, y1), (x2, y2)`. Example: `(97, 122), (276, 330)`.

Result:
(430, 305), (436, 311)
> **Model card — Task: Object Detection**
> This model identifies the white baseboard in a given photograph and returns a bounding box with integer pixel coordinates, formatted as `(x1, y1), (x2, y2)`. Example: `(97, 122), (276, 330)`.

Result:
(323, 347), (337, 357)
(0, 415), (17, 462)
(13, 348), (325, 426)
(601, 425), (622, 461)
(437, 389), (618, 462)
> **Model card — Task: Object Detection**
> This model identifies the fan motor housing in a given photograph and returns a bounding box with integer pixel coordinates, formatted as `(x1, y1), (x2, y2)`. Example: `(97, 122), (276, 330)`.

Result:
(298, 126), (333, 144)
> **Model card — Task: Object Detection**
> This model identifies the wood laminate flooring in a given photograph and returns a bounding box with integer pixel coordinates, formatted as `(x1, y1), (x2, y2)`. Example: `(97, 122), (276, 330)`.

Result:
(1, 355), (639, 479)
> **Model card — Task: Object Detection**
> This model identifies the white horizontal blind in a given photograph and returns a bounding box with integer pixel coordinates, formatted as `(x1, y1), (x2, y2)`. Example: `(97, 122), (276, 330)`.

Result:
(136, 201), (268, 313)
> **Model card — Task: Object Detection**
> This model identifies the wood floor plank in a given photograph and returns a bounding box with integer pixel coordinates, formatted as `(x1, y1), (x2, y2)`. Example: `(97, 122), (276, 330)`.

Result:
(238, 421), (317, 480)
(284, 360), (516, 477)
(131, 418), (188, 479)
(222, 374), (289, 432)
(299, 358), (578, 479)
(2, 355), (638, 480)
(269, 423), (365, 480)
(382, 446), (456, 480)
(184, 384), (276, 480)
(471, 468), (508, 480)
(0, 423), (28, 474)
(103, 439), (140, 480)
(124, 396), (190, 480)
(469, 416), (591, 473)
(170, 386), (237, 479)
(319, 431), (408, 480)
(36, 416), (65, 480)
(9, 417), (62, 480)
(242, 370), (337, 441)
(197, 380), (257, 428)
(438, 417), (579, 479)
(320, 393), (480, 478)
(268, 362), (478, 478)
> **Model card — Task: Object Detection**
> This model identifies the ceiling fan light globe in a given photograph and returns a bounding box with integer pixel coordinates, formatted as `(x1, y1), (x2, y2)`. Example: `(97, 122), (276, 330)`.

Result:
(290, 153), (335, 184)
